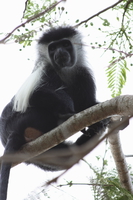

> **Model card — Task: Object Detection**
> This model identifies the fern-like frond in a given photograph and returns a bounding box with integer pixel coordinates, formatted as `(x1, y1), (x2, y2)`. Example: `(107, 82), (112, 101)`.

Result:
(106, 58), (129, 97)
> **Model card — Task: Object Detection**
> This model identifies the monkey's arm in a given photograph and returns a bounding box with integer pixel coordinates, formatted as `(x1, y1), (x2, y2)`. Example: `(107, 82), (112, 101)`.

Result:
(76, 118), (110, 145)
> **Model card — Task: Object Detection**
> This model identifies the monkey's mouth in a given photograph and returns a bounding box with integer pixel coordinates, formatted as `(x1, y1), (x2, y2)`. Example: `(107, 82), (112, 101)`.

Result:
(54, 53), (71, 68)
(55, 56), (70, 67)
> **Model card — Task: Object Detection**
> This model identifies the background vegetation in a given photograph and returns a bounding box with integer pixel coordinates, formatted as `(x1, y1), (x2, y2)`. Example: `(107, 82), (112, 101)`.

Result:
(1, 0), (133, 199)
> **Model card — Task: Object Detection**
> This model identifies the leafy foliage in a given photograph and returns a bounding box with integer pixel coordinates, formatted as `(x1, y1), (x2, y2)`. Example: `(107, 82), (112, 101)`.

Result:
(1, 1), (133, 199)
(91, 172), (133, 200)
(83, 152), (133, 200)
(13, 0), (56, 47)
(5, 0), (68, 48)
(106, 58), (129, 97)
(23, 0), (51, 20)
(85, 0), (133, 97)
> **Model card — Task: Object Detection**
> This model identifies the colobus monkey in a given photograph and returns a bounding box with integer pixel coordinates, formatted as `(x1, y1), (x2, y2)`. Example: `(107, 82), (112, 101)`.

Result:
(0, 26), (109, 200)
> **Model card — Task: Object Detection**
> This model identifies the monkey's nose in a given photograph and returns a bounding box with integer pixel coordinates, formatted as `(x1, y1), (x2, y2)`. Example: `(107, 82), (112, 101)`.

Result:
(54, 50), (70, 67)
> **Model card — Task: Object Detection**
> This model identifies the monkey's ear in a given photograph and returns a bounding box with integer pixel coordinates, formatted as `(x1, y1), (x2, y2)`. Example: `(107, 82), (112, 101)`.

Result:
(24, 127), (43, 142)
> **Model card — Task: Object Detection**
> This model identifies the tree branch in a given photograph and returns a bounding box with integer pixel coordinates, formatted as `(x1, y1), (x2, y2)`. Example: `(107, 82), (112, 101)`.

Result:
(0, 95), (133, 165)
(0, 0), (66, 44)
(108, 116), (133, 194)
(22, 0), (29, 19)
(0, 95), (133, 192)
(47, 115), (131, 187)
(74, 0), (124, 27)
(121, 0), (133, 27)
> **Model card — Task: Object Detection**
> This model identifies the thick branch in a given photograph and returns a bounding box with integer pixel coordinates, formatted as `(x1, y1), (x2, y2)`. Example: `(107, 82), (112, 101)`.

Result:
(0, 95), (133, 192)
(108, 116), (133, 194)
(0, 95), (133, 165)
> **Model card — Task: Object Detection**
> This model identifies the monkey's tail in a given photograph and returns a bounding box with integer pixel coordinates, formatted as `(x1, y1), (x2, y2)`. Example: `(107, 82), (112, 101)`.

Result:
(0, 133), (25, 200)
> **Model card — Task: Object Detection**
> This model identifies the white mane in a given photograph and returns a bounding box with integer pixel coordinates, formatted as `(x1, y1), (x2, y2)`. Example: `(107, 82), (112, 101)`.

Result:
(13, 67), (43, 112)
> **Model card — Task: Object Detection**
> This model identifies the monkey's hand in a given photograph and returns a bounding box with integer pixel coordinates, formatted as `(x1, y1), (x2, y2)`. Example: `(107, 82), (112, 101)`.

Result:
(82, 117), (111, 138)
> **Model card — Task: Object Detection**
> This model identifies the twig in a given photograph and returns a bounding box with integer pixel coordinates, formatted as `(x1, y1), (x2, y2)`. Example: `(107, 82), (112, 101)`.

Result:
(74, 0), (124, 27)
(83, 43), (133, 68)
(89, 44), (133, 57)
(122, 0), (133, 27)
(125, 155), (133, 157)
(22, 0), (29, 19)
(58, 182), (114, 187)
(0, 0), (66, 44)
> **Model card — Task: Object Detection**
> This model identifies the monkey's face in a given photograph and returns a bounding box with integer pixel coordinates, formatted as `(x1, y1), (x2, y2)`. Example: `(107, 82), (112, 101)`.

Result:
(48, 39), (75, 69)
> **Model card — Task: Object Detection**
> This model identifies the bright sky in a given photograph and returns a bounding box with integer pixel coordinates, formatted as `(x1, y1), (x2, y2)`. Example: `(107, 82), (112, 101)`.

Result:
(0, 0), (133, 200)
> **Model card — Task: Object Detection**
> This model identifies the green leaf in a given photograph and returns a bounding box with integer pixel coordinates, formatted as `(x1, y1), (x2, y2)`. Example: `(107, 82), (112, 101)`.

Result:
(106, 58), (129, 97)
(102, 19), (110, 26)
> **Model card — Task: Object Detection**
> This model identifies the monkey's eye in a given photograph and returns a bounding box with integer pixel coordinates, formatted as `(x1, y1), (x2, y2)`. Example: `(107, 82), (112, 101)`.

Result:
(49, 44), (56, 52)
(63, 41), (71, 48)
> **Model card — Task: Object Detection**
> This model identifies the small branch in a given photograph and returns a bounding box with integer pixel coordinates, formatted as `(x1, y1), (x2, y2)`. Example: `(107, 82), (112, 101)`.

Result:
(22, 0), (29, 19)
(85, 44), (133, 67)
(0, 0), (66, 44)
(107, 56), (127, 68)
(58, 182), (114, 187)
(121, 0), (132, 27)
(90, 45), (133, 57)
(125, 155), (133, 157)
(74, 0), (124, 27)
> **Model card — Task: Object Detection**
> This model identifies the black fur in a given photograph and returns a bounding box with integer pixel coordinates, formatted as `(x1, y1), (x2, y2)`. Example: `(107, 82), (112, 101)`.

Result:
(0, 26), (109, 200)
(38, 26), (77, 44)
